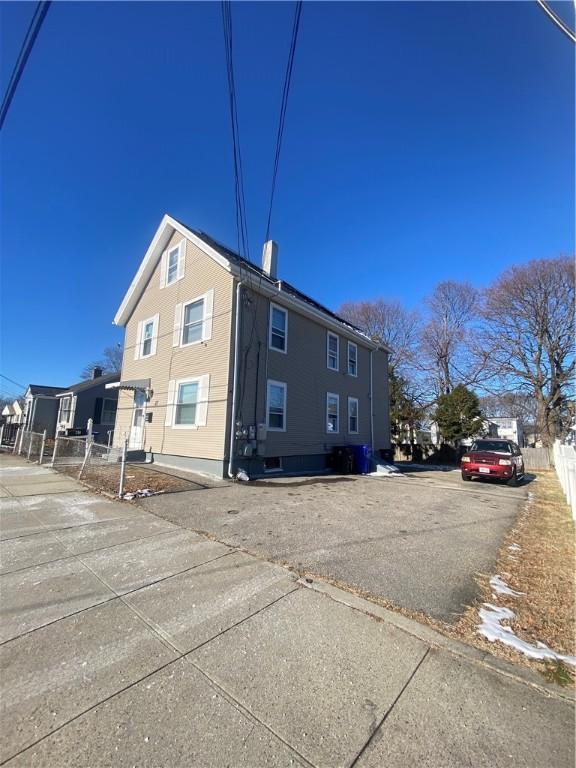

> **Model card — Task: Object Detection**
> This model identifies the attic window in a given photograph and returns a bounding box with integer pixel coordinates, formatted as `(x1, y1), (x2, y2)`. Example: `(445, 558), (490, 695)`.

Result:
(161, 241), (185, 288)
(167, 247), (179, 285)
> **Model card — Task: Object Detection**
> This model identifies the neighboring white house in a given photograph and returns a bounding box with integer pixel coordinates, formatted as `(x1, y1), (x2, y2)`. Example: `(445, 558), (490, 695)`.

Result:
(1, 400), (24, 425)
(488, 417), (523, 446)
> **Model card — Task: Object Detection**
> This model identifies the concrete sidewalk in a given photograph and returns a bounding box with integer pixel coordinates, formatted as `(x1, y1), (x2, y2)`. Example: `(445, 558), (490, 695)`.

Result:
(0, 455), (574, 767)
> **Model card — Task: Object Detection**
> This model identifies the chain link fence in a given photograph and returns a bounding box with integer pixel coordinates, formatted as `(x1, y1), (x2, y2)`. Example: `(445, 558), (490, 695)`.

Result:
(49, 435), (128, 497)
(51, 436), (88, 467)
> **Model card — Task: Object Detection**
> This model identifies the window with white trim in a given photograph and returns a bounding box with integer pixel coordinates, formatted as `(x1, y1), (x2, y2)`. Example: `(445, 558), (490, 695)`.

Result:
(167, 247), (180, 285)
(175, 381), (199, 426)
(161, 241), (185, 288)
(173, 291), (214, 347)
(326, 393), (339, 433)
(59, 396), (72, 424)
(347, 342), (358, 376)
(327, 332), (339, 371)
(348, 397), (359, 434)
(142, 319), (155, 357)
(166, 375), (210, 428)
(182, 299), (204, 345)
(269, 304), (287, 352)
(134, 314), (159, 360)
(267, 380), (287, 431)
(101, 398), (117, 424)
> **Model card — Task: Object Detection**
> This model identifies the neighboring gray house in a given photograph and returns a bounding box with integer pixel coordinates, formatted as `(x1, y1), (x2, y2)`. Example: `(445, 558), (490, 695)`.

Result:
(55, 369), (119, 443)
(111, 214), (391, 477)
(23, 385), (66, 437)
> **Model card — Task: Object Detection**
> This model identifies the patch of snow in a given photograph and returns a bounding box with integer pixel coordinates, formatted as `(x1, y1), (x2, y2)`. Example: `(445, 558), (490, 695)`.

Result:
(507, 543), (521, 552)
(490, 575), (525, 597)
(369, 463), (402, 477)
(399, 463), (459, 472)
(477, 604), (576, 667)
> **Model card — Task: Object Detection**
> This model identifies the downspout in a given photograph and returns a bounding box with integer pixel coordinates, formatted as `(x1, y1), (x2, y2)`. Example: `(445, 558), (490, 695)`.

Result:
(369, 349), (374, 454)
(228, 281), (243, 478)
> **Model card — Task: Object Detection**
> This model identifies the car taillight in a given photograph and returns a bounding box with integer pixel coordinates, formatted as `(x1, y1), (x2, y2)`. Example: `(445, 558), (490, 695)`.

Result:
(498, 459), (512, 466)
(461, 456), (471, 463)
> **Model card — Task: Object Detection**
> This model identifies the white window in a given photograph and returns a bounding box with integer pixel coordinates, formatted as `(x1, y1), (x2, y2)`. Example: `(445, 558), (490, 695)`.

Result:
(134, 314), (159, 360)
(267, 380), (287, 431)
(165, 375), (210, 428)
(173, 290), (214, 347)
(347, 342), (358, 376)
(327, 332), (339, 371)
(182, 300), (204, 345)
(59, 396), (72, 424)
(326, 392), (339, 433)
(160, 241), (185, 287)
(348, 397), (359, 434)
(176, 381), (198, 425)
(269, 304), (288, 353)
(101, 398), (117, 425)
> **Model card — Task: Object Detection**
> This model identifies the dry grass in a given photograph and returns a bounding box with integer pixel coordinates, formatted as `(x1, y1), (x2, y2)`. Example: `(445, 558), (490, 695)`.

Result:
(307, 471), (575, 685)
(56, 463), (198, 497)
(447, 471), (575, 684)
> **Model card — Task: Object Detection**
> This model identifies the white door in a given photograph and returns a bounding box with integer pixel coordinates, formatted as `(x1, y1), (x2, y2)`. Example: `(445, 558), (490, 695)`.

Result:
(129, 391), (146, 449)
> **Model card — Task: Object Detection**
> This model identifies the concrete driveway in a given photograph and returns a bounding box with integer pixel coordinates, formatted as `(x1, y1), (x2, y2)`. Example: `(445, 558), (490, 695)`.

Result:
(141, 466), (529, 622)
(1, 455), (573, 768)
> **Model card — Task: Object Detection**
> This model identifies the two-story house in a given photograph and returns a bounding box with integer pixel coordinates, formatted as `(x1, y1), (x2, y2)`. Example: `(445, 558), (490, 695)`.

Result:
(110, 215), (391, 478)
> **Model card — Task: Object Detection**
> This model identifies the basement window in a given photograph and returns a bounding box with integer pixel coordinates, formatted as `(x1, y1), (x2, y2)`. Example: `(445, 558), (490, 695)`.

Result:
(264, 457), (283, 473)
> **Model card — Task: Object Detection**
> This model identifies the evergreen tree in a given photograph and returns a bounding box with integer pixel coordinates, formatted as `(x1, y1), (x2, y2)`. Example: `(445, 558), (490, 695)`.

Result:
(389, 369), (424, 443)
(434, 384), (484, 444)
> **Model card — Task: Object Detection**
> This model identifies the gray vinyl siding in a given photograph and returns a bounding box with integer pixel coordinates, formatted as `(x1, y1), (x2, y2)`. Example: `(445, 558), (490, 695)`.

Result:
(114, 231), (235, 460)
(235, 285), (390, 459)
(66, 382), (119, 441)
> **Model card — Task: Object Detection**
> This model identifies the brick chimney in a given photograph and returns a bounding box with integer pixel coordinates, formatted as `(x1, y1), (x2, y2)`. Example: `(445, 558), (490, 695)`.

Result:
(92, 366), (103, 380)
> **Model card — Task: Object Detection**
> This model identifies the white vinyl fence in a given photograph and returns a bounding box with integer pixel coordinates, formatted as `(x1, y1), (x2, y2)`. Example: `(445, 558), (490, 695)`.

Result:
(553, 441), (576, 520)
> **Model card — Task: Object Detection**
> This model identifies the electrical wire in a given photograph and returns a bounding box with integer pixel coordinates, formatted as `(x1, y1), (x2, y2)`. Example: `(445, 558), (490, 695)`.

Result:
(264, 0), (303, 242)
(536, 0), (576, 43)
(0, 1), (51, 131)
(0, 374), (26, 391)
(221, 1), (250, 261)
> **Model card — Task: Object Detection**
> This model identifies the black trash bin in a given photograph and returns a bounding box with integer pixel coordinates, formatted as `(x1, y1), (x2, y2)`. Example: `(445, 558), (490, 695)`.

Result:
(331, 446), (354, 474)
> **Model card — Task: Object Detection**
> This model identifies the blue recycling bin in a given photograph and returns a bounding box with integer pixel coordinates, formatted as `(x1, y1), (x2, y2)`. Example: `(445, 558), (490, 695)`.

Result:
(350, 444), (372, 474)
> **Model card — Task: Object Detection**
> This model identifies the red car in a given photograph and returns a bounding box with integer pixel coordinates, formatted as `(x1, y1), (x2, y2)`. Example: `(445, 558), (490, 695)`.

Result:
(461, 438), (525, 486)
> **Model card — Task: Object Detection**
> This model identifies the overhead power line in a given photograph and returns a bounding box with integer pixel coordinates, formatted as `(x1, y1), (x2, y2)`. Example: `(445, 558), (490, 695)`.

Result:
(265, 1), (303, 243)
(0, 374), (26, 391)
(0, 1), (52, 131)
(536, 0), (576, 43)
(221, 0), (250, 260)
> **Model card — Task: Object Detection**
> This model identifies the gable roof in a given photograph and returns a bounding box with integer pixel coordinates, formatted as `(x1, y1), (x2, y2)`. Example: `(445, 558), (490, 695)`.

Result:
(26, 385), (66, 397)
(114, 214), (391, 352)
(56, 372), (120, 397)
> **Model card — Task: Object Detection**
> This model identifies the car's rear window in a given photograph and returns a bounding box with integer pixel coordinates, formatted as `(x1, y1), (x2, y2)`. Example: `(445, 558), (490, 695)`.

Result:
(470, 440), (512, 453)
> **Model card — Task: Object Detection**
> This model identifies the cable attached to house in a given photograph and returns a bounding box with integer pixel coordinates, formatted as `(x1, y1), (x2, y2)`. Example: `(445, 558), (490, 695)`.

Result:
(536, 0), (575, 43)
(221, 1), (251, 260)
(0, 2), (51, 131)
(264, 0), (303, 242)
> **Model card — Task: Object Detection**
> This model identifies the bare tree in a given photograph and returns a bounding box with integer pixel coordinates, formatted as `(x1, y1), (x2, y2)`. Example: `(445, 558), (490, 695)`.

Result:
(479, 391), (539, 423)
(337, 299), (419, 374)
(80, 344), (123, 380)
(418, 281), (478, 397)
(480, 256), (575, 446)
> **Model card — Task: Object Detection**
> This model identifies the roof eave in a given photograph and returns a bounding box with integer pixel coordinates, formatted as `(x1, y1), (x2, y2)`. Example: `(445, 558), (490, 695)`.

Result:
(113, 215), (234, 327)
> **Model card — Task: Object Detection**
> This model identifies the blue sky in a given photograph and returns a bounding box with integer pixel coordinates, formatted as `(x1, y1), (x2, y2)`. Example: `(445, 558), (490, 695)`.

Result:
(1, 1), (574, 396)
